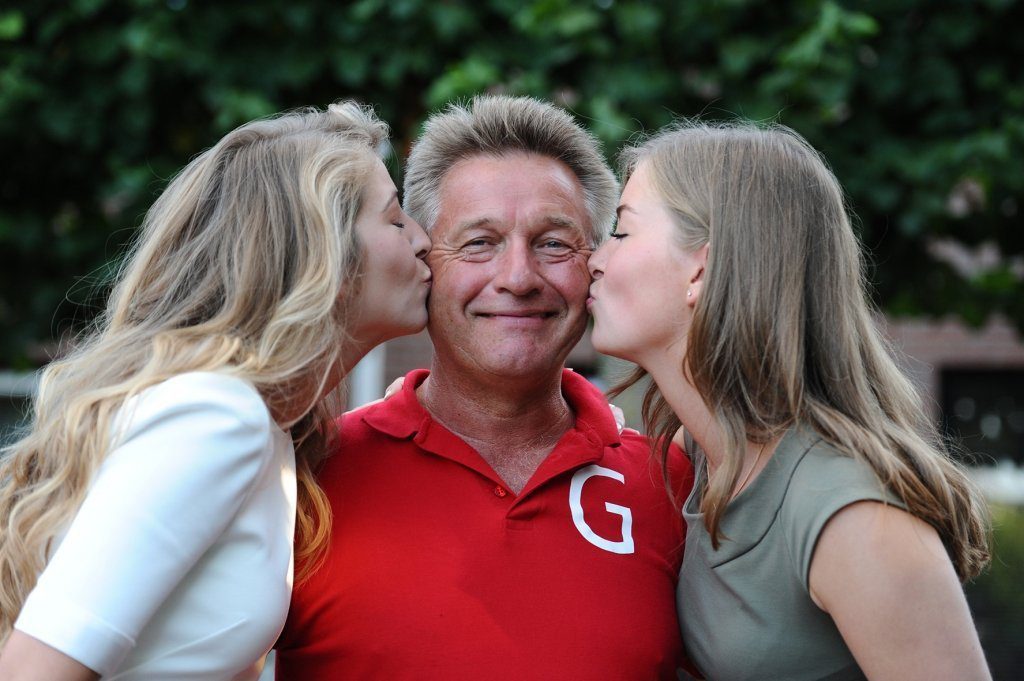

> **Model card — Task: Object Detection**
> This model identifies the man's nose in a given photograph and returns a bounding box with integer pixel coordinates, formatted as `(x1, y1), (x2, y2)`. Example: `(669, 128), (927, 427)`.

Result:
(492, 241), (544, 295)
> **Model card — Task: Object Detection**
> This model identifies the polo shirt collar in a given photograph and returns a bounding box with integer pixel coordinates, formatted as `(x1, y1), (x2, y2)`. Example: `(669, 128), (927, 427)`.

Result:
(360, 368), (432, 439)
(557, 368), (622, 448)
(361, 368), (624, 494)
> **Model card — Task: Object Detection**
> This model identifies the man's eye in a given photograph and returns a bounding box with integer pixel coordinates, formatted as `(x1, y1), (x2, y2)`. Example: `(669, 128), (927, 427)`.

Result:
(392, 221), (406, 229)
(457, 239), (494, 262)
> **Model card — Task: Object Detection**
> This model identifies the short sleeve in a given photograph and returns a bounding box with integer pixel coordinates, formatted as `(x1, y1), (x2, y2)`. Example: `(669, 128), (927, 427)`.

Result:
(780, 443), (905, 591)
(15, 372), (273, 675)
(666, 440), (696, 505)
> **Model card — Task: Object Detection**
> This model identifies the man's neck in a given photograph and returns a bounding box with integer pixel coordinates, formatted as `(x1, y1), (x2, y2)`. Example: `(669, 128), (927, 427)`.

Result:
(416, 363), (575, 493)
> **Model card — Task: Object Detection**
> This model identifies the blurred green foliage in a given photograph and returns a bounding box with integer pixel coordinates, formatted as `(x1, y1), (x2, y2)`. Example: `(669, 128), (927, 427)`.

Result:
(966, 503), (1024, 676)
(1, 0), (1023, 367)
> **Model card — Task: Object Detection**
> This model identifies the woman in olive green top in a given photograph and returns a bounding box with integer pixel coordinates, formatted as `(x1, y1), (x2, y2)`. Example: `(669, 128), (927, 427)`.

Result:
(586, 122), (991, 680)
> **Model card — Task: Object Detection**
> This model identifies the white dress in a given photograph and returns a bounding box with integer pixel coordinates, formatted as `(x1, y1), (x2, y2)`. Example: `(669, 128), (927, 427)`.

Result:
(15, 372), (297, 680)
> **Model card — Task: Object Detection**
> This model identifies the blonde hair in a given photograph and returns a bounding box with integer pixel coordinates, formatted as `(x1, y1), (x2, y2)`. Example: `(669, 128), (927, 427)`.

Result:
(0, 101), (388, 636)
(403, 94), (618, 245)
(613, 121), (990, 581)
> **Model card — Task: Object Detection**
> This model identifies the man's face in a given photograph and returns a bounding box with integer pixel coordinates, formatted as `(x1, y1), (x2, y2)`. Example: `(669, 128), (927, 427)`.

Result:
(426, 152), (593, 383)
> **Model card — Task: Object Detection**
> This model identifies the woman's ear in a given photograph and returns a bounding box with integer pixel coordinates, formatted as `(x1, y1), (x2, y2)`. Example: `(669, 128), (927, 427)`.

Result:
(686, 243), (710, 307)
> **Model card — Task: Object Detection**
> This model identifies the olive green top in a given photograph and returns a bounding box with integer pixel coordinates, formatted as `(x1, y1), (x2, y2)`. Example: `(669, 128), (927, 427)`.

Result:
(677, 426), (903, 681)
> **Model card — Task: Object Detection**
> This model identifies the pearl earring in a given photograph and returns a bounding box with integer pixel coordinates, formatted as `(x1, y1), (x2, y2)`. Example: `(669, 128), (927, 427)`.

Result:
(687, 289), (693, 298)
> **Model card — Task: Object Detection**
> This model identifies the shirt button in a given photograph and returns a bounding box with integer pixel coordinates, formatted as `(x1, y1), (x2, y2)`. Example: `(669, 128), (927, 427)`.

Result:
(493, 485), (508, 498)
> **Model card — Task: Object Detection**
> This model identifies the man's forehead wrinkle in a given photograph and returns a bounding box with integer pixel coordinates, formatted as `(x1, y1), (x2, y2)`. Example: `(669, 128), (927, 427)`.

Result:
(440, 151), (584, 198)
(434, 152), (592, 244)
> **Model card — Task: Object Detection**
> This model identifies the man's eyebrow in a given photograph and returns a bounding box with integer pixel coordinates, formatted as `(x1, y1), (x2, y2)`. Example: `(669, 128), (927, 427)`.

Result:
(450, 215), (582, 233)
(547, 215), (582, 230)
(452, 216), (495, 233)
(381, 191), (399, 213)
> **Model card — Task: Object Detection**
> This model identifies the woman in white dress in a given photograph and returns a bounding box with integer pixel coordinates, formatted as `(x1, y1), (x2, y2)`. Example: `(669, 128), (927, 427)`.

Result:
(0, 101), (432, 680)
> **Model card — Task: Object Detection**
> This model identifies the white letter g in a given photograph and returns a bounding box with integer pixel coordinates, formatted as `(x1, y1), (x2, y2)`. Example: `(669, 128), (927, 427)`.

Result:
(569, 464), (634, 555)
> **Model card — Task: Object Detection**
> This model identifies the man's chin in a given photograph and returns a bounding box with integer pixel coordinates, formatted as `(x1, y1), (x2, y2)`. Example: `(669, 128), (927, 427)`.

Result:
(472, 346), (578, 381)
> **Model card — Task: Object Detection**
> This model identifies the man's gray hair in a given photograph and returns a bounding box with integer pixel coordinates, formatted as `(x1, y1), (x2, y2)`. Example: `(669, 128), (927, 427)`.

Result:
(403, 95), (618, 246)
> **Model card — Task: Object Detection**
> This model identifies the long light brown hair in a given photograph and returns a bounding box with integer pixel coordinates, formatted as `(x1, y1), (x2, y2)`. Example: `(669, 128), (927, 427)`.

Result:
(613, 121), (990, 581)
(0, 101), (388, 636)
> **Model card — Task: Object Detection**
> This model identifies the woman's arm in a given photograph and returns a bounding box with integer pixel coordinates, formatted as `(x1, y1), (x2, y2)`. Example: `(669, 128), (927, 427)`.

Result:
(8, 373), (274, 676)
(0, 631), (98, 681)
(809, 500), (990, 681)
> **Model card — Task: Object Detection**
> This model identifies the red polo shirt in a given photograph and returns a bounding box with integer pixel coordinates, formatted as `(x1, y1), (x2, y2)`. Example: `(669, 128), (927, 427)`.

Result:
(276, 369), (693, 680)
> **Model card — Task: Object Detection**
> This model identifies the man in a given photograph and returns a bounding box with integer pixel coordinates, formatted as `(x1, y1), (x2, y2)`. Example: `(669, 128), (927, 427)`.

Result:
(276, 95), (692, 679)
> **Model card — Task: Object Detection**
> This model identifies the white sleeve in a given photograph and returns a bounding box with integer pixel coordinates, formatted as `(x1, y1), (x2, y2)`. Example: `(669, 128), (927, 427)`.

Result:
(14, 372), (274, 675)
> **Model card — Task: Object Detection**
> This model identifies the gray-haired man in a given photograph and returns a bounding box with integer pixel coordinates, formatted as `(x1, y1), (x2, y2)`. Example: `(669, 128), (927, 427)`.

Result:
(277, 96), (693, 680)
